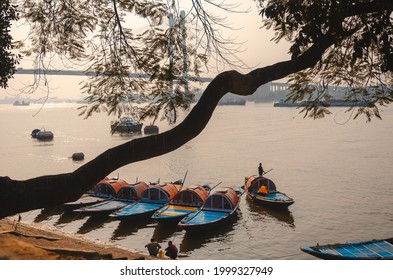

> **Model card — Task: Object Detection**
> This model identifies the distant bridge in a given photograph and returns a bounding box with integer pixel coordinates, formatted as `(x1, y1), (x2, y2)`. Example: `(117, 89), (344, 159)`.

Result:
(15, 68), (213, 83)
(15, 68), (291, 95)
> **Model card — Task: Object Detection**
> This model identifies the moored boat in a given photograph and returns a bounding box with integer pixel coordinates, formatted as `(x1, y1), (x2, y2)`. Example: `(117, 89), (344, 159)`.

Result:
(35, 130), (54, 141)
(63, 178), (128, 211)
(178, 187), (241, 232)
(243, 175), (294, 209)
(110, 116), (142, 133)
(109, 180), (182, 220)
(73, 181), (149, 216)
(152, 184), (210, 223)
(301, 238), (393, 260)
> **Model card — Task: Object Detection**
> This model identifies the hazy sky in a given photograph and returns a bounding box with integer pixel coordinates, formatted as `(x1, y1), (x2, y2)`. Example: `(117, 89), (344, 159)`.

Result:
(3, 1), (291, 100)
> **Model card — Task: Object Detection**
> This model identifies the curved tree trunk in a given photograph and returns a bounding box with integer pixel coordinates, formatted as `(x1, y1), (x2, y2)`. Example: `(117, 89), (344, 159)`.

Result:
(0, 35), (335, 219)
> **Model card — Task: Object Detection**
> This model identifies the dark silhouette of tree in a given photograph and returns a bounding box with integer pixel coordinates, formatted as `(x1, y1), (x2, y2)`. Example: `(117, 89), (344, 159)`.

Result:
(0, 0), (392, 218)
(0, 0), (20, 88)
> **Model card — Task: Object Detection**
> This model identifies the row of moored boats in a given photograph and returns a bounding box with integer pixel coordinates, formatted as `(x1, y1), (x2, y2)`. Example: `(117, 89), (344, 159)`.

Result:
(62, 175), (393, 259)
(63, 174), (294, 232)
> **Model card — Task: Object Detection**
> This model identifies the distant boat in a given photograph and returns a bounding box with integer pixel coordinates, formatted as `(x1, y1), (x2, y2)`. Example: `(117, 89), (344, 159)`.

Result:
(178, 187), (241, 232)
(109, 180), (183, 220)
(301, 238), (393, 260)
(243, 175), (294, 209)
(63, 178), (128, 211)
(273, 99), (367, 107)
(73, 181), (149, 216)
(152, 184), (210, 223)
(218, 97), (246, 106)
(110, 117), (142, 133)
(13, 100), (30, 106)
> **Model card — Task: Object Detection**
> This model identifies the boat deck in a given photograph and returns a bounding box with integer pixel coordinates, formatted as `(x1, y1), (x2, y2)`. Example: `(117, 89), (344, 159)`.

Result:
(185, 210), (228, 225)
(157, 205), (198, 217)
(309, 240), (393, 259)
(113, 202), (162, 217)
(263, 192), (293, 201)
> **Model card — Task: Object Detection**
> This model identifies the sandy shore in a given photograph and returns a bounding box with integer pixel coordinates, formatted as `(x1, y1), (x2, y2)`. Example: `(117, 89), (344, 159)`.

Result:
(0, 218), (154, 260)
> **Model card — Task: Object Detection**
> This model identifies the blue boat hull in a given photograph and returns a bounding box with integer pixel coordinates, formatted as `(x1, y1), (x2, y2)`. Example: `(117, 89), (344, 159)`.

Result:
(247, 191), (294, 209)
(301, 238), (393, 259)
(110, 202), (164, 221)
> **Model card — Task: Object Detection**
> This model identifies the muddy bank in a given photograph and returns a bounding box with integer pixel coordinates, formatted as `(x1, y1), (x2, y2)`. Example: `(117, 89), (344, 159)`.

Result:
(0, 218), (154, 260)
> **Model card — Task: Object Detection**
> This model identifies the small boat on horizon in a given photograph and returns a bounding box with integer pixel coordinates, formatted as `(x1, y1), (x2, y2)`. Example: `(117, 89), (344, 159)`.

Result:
(73, 181), (149, 216)
(243, 175), (294, 209)
(178, 187), (241, 232)
(301, 238), (393, 260)
(152, 184), (210, 224)
(109, 180), (183, 221)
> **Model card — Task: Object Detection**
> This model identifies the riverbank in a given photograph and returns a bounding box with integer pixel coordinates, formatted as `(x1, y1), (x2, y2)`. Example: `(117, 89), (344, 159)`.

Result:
(0, 218), (153, 260)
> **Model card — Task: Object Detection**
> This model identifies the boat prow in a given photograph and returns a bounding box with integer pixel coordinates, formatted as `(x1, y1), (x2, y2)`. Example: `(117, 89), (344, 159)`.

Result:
(178, 187), (241, 232)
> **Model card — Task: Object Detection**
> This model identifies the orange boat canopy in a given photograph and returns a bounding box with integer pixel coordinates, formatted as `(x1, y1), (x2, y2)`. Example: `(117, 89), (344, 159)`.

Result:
(116, 181), (149, 200)
(94, 179), (128, 197)
(141, 182), (180, 203)
(202, 188), (239, 212)
(172, 185), (210, 206)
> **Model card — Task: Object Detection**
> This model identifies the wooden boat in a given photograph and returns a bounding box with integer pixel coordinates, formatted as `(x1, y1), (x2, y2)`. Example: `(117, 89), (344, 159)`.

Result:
(152, 184), (210, 223)
(301, 238), (393, 260)
(63, 178), (128, 211)
(178, 188), (241, 232)
(243, 175), (294, 209)
(110, 116), (142, 133)
(73, 181), (149, 216)
(109, 180), (182, 220)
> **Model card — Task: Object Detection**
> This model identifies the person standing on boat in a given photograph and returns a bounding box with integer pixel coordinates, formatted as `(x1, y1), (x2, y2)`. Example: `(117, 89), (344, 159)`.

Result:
(258, 163), (264, 177)
(145, 238), (161, 257)
(165, 241), (178, 259)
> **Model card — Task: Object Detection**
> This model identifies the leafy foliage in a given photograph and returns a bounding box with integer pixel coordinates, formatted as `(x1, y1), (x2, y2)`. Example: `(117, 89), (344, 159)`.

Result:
(258, 0), (393, 121)
(16, 0), (232, 124)
(0, 0), (20, 88)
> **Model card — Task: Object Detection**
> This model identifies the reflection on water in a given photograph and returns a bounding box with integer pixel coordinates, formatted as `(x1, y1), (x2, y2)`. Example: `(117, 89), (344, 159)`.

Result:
(55, 211), (85, 226)
(77, 215), (112, 234)
(179, 213), (239, 254)
(111, 219), (153, 240)
(245, 199), (295, 228)
(33, 206), (64, 223)
(152, 222), (181, 243)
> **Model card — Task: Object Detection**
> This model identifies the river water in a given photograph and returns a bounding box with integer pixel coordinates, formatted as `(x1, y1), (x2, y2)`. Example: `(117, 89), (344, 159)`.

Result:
(0, 101), (392, 259)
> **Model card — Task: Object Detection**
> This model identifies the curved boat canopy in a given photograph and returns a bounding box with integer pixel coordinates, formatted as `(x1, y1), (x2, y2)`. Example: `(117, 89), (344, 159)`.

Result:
(116, 181), (149, 200)
(93, 179), (128, 196)
(172, 185), (209, 206)
(244, 175), (277, 193)
(202, 188), (239, 212)
(141, 182), (180, 203)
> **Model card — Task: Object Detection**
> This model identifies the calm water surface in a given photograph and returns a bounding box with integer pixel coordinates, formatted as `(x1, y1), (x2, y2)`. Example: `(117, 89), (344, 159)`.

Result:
(0, 102), (392, 259)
